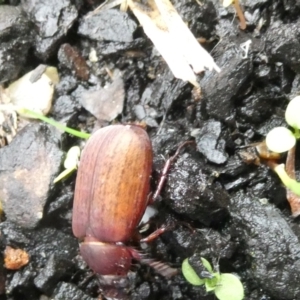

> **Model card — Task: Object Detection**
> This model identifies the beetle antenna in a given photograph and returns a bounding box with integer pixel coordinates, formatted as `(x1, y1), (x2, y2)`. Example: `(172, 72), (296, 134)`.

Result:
(140, 258), (178, 278)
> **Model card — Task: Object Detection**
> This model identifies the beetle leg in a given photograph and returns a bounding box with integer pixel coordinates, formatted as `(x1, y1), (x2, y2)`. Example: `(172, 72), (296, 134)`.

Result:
(150, 140), (195, 204)
(127, 247), (178, 278)
(140, 225), (174, 243)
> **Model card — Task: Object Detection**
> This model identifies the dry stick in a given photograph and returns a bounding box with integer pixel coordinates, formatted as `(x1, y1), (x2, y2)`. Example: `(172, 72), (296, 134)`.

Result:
(233, 0), (246, 30)
(86, 0), (123, 17)
(285, 146), (300, 217)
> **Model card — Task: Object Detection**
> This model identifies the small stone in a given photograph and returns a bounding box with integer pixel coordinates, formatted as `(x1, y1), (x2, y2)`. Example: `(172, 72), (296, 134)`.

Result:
(7, 68), (57, 115)
(4, 246), (29, 270)
(52, 282), (96, 300)
(195, 120), (228, 164)
(22, 0), (78, 59)
(80, 76), (125, 122)
(200, 38), (252, 121)
(34, 255), (74, 294)
(265, 19), (300, 73)
(0, 123), (63, 228)
(0, 5), (33, 82)
(78, 9), (137, 43)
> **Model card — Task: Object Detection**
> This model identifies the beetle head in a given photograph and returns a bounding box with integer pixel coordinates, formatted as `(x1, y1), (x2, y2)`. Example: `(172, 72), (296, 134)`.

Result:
(80, 238), (133, 276)
(98, 274), (131, 300)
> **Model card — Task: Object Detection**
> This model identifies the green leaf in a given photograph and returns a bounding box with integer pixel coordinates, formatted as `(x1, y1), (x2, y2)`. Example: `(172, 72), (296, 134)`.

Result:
(265, 127), (296, 153)
(205, 275), (219, 292)
(214, 272), (221, 282)
(200, 257), (213, 273)
(285, 96), (300, 130)
(182, 259), (205, 286)
(214, 273), (244, 300)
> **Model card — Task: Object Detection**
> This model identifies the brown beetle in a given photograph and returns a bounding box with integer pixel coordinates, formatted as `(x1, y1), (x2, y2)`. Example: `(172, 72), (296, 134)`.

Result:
(72, 124), (179, 296)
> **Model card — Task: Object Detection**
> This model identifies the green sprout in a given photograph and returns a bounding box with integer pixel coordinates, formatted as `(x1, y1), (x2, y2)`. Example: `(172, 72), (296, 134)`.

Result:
(17, 107), (91, 139)
(53, 146), (81, 183)
(182, 257), (244, 300)
(265, 96), (300, 196)
(273, 164), (300, 196)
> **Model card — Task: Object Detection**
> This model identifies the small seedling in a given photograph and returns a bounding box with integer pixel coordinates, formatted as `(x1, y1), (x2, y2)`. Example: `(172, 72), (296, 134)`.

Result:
(266, 96), (300, 153)
(182, 257), (244, 300)
(53, 146), (81, 183)
(265, 96), (300, 196)
(14, 108), (90, 184)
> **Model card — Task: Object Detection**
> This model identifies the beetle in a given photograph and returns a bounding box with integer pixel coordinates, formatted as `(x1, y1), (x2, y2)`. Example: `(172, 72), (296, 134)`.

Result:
(72, 124), (188, 296)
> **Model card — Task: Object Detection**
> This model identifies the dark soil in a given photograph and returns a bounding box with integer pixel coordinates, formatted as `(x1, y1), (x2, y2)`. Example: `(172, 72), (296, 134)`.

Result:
(1, 0), (300, 299)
